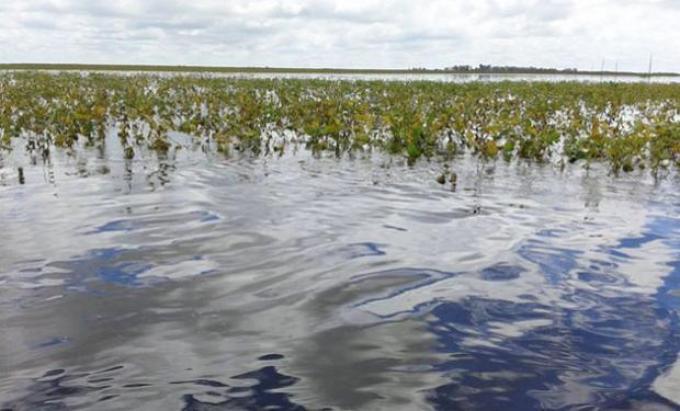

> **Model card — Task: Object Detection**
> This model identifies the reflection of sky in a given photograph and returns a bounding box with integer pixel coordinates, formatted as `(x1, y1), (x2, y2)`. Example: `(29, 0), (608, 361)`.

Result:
(1, 147), (680, 410)
(649, 215), (680, 404)
(350, 200), (680, 408)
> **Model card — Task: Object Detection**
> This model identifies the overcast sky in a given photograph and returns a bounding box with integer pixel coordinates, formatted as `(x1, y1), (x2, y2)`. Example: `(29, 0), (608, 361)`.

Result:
(0, 0), (678, 72)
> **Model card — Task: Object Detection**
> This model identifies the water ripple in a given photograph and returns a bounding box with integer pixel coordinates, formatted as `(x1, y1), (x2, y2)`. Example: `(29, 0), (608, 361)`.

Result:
(1, 149), (679, 410)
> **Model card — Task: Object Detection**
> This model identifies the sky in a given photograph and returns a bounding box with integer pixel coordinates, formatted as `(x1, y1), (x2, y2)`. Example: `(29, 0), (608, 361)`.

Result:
(0, 0), (678, 72)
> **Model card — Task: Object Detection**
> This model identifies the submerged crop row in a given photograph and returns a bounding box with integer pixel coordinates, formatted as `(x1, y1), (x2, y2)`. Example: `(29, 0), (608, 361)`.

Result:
(0, 72), (679, 173)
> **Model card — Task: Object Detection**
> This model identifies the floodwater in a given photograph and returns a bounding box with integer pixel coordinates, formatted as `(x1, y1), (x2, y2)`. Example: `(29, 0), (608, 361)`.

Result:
(15, 69), (680, 83)
(219, 72), (680, 84)
(1, 139), (680, 410)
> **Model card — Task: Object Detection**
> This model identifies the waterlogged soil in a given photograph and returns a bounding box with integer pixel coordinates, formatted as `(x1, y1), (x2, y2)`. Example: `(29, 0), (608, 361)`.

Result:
(1, 143), (680, 410)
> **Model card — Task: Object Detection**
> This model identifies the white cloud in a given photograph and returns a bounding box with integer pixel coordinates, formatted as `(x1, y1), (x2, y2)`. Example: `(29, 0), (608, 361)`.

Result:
(0, 0), (677, 72)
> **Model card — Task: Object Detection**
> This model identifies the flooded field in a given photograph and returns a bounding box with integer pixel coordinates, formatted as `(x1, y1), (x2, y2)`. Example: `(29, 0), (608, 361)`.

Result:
(2, 142), (680, 410)
(4, 68), (680, 84)
(1, 73), (680, 410)
(188, 72), (680, 84)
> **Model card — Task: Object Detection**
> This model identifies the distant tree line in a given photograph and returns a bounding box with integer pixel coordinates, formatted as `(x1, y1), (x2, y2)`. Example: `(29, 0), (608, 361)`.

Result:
(407, 64), (677, 76)
(408, 65), (577, 74)
(448, 65), (579, 73)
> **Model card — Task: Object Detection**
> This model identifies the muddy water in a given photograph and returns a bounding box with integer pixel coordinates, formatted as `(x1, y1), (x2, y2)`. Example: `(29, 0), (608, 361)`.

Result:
(1, 142), (679, 410)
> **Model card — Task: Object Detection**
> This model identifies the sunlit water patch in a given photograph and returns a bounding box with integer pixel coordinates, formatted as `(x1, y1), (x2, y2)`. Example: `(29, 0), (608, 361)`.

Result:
(1, 144), (679, 410)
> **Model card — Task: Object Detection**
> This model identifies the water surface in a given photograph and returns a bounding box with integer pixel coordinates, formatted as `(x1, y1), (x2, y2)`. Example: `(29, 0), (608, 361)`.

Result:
(1, 144), (680, 410)
(10, 69), (680, 83)
(218, 71), (680, 84)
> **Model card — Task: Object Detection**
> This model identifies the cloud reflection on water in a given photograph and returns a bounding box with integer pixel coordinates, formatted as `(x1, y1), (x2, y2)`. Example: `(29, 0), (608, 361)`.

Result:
(1, 144), (679, 410)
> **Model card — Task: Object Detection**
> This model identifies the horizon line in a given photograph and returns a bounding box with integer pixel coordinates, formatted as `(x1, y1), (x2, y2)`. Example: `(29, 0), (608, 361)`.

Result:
(1, 63), (678, 77)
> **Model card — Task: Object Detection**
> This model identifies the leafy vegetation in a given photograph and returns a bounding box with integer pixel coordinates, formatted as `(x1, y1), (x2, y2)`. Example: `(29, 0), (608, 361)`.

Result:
(0, 71), (678, 173)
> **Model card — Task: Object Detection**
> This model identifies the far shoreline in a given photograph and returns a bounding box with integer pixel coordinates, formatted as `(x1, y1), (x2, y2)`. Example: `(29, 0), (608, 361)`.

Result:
(1, 63), (678, 78)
